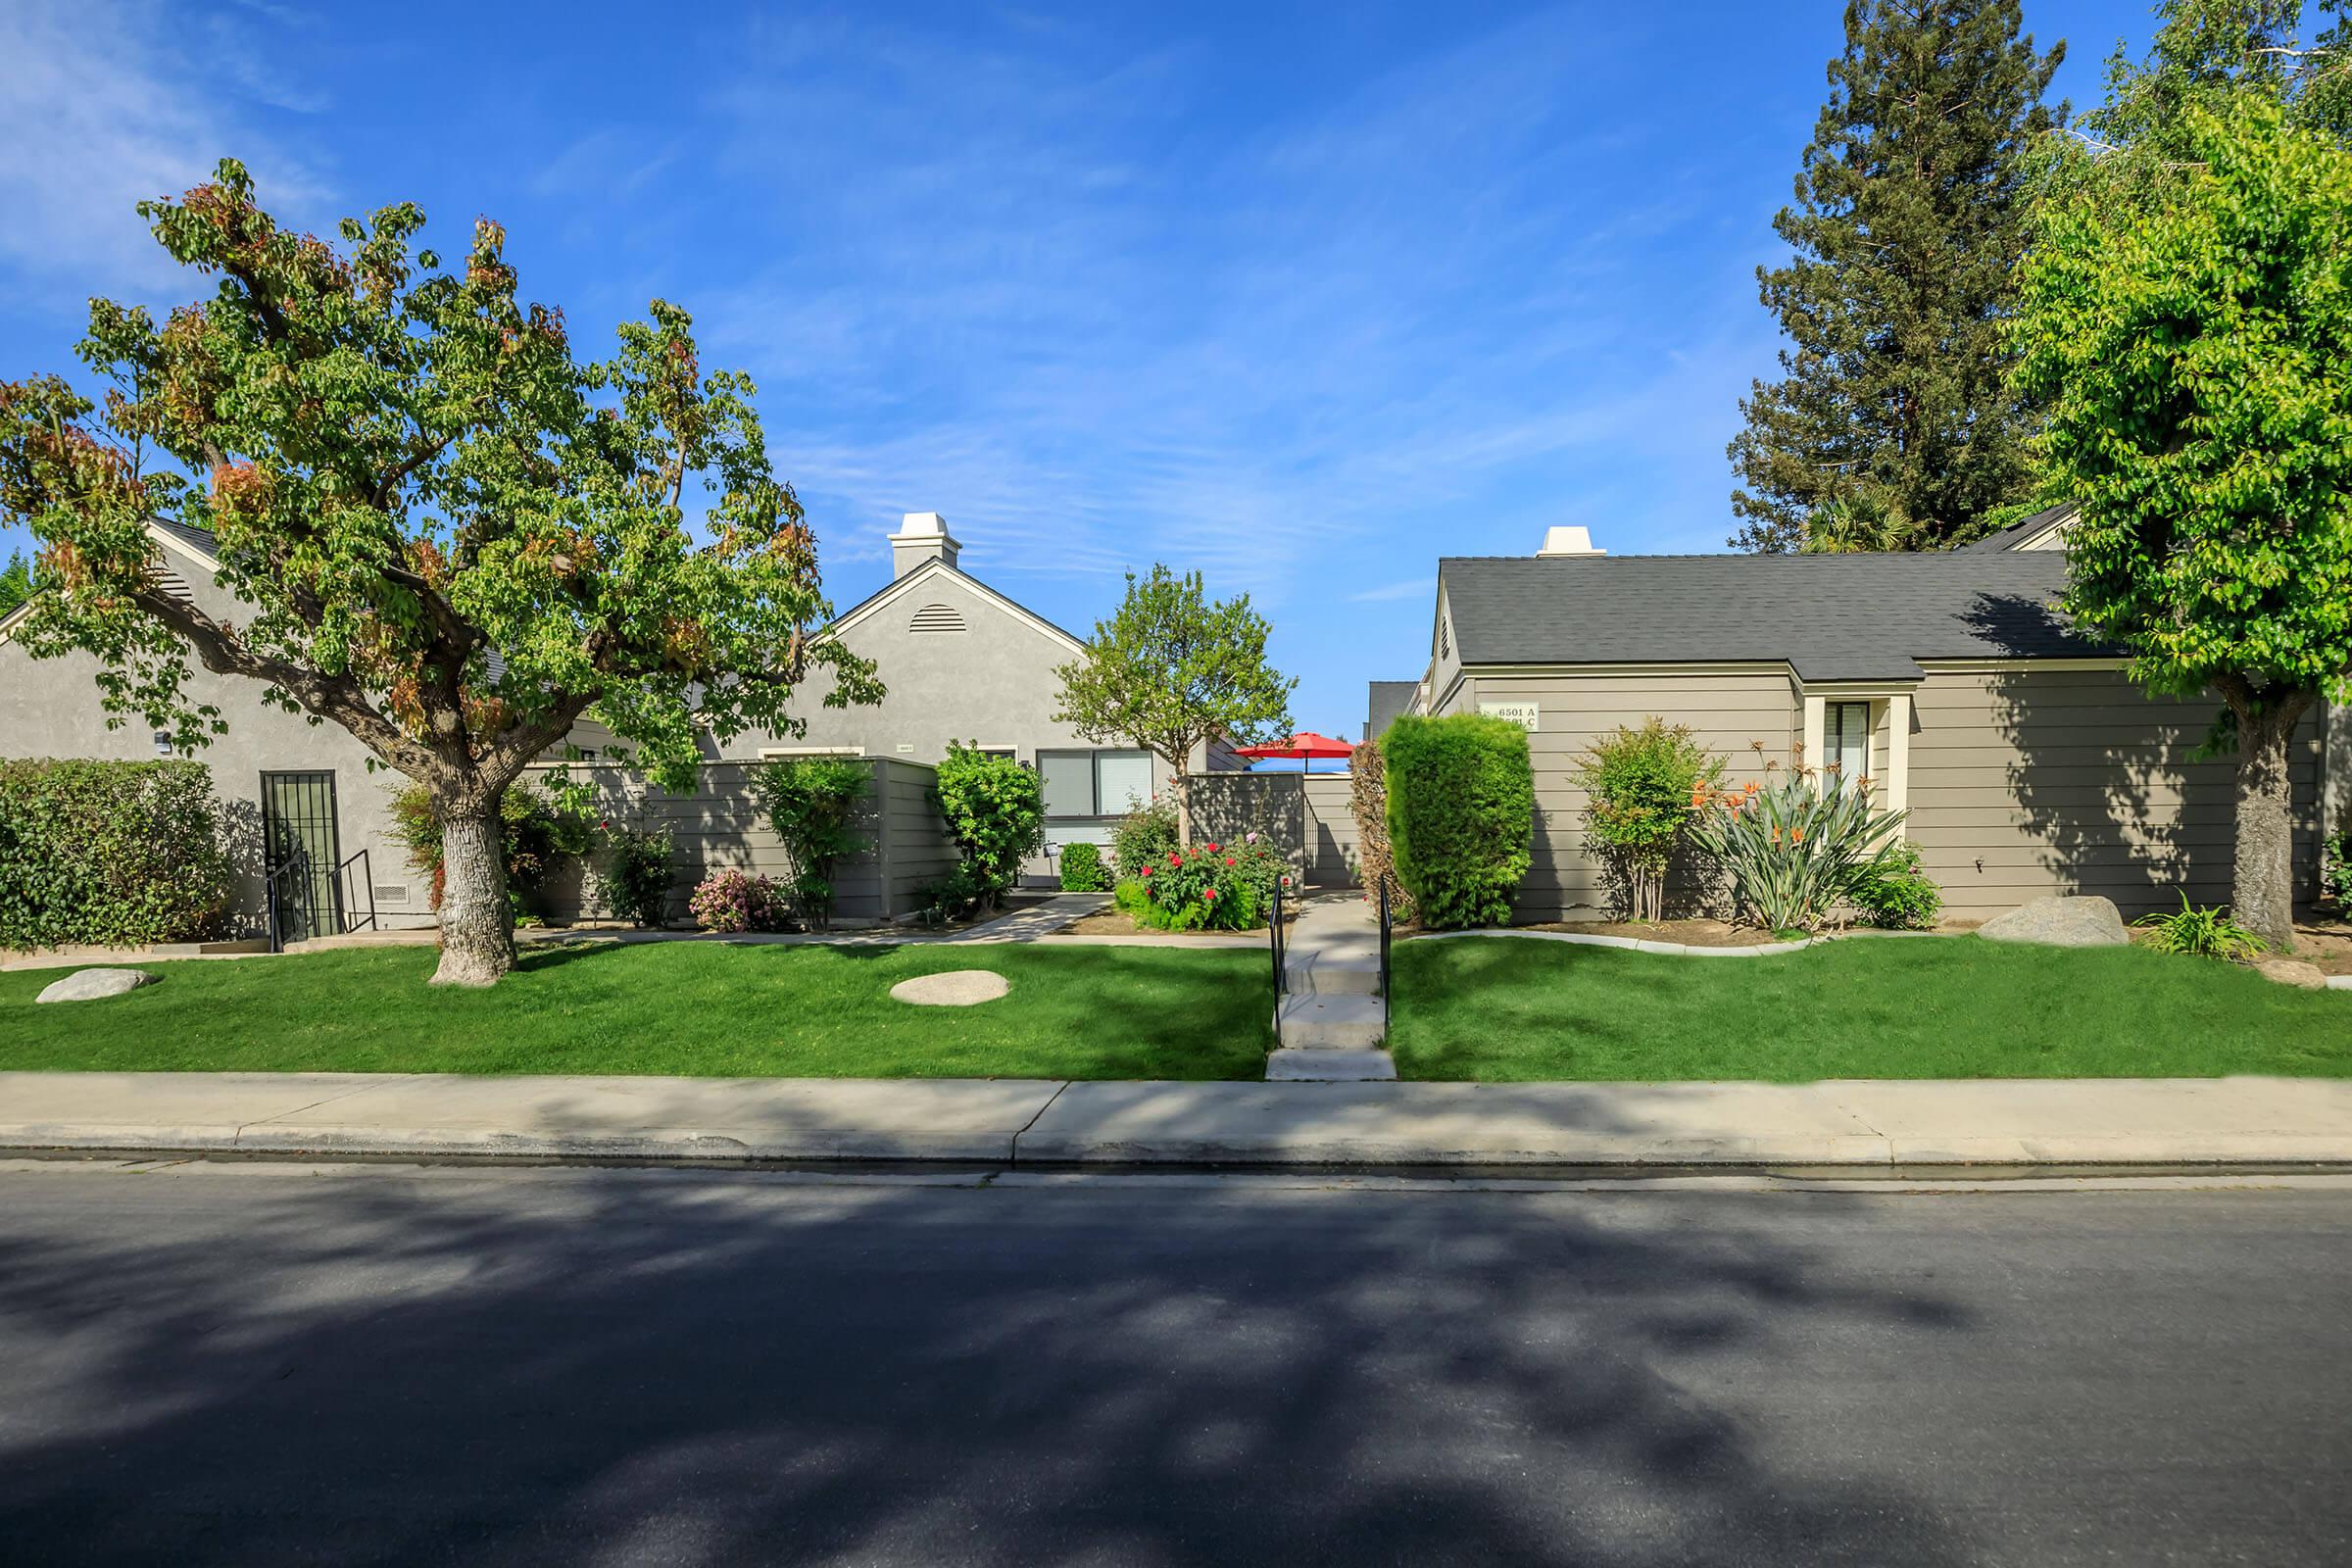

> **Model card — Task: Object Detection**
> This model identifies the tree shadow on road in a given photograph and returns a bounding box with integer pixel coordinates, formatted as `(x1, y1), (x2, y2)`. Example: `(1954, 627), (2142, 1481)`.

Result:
(0, 1166), (1980, 1566)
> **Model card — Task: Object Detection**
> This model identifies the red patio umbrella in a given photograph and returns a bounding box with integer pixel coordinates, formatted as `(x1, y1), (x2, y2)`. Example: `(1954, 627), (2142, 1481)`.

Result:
(1231, 731), (1356, 770)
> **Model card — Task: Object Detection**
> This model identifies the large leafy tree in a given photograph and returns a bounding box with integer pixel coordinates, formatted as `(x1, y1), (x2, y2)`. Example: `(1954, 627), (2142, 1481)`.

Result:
(1730, 0), (2064, 553)
(0, 161), (878, 985)
(2012, 97), (2352, 946)
(1054, 564), (1294, 847)
(2080, 0), (2352, 153)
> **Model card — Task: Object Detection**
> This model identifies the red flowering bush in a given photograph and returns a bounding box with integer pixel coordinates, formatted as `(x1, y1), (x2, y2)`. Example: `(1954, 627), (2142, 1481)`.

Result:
(1125, 839), (1286, 930)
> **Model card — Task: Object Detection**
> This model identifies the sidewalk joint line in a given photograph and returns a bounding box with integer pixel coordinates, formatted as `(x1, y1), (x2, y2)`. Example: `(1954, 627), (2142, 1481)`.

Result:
(1008, 1081), (1070, 1166)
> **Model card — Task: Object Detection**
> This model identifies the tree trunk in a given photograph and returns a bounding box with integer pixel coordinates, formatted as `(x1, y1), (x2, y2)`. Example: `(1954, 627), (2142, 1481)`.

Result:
(1172, 762), (1193, 849)
(2228, 691), (2310, 953)
(433, 800), (515, 987)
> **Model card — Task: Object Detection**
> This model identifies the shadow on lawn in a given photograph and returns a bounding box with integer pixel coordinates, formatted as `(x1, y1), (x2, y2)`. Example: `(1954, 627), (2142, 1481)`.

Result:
(0, 1169), (1978, 1567)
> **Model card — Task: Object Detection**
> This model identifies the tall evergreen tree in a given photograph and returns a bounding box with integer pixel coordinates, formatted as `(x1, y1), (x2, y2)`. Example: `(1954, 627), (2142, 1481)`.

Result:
(1729, 1), (2065, 553)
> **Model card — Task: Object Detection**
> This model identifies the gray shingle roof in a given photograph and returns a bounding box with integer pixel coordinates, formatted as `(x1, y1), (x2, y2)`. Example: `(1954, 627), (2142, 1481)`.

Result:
(1365, 680), (1417, 740)
(1438, 550), (2107, 682)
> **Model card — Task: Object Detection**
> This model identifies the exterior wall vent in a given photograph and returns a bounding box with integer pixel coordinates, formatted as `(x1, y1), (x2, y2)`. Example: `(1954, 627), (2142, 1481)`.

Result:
(908, 602), (967, 634)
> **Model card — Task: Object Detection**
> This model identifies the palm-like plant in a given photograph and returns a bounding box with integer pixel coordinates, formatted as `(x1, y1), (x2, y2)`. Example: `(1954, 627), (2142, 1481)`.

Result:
(2132, 893), (2265, 961)
(1686, 764), (1908, 933)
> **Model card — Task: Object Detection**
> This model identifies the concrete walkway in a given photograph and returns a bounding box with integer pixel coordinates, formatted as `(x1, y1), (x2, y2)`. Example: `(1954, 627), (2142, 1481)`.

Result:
(1268, 897), (1396, 1082)
(6, 1071), (2348, 1169)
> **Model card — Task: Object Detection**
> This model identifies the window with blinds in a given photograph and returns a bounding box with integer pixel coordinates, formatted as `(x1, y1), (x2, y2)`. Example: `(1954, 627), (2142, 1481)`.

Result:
(1824, 702), (1871, 788)
(1039, 749), (1153, 817)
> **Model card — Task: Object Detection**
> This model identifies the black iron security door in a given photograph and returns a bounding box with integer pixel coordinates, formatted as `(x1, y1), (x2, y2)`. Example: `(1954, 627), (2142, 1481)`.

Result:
(261, 771), (346, 945)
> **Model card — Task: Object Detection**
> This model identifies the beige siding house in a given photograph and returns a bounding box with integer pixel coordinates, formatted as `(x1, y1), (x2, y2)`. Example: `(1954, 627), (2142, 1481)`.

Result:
(1410, 514), (2337, 923)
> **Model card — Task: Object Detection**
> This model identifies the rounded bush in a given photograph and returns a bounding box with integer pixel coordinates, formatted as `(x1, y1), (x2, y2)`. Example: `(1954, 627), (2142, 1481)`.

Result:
(1382, 714), (1534, 929)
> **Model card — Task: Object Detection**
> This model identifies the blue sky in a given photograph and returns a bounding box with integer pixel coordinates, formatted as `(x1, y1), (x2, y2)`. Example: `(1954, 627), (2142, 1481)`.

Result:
(1, 0), (2161, 732)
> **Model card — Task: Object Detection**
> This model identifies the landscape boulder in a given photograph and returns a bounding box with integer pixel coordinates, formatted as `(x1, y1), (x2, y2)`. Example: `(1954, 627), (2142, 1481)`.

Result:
(1978, 895), (2130, 949)
(2254, 958), (2328, 991)
(889, 970), (1010, 1006)
(34, 967), (160, 1004)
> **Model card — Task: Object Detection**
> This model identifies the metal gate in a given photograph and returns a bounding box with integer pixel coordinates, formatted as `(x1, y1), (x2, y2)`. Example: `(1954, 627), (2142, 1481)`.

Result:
(262, 770), (345, 947)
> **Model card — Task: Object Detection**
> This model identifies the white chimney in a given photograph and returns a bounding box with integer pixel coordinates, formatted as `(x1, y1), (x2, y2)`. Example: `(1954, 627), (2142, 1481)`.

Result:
(1538, 525), (1603, 557)
(891, 512), (960, 578)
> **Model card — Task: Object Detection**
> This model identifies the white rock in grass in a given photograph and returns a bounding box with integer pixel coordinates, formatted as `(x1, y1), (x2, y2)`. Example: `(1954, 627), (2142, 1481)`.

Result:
(35, 968), (160, 1004)
(890, 969), (1009, 1006)
(1978, 896), (2129, 948)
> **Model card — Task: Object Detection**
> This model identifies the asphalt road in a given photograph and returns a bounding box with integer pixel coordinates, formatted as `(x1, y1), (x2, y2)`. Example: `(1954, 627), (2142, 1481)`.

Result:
(1, 1160), (2347, 1568)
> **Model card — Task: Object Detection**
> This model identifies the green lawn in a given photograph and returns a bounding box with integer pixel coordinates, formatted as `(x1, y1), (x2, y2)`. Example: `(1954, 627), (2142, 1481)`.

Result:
(0, 941), (1273, 1080)
(1390, 934), (2352, 1082)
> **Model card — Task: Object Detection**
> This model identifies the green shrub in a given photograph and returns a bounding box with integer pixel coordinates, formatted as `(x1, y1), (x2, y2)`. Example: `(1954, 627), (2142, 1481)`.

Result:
(1129, 838), (1287, 930)
(748, 755), (871, 930)
(1685, 766), (1907, 932)
(1109, 797), (1180, 877)
(935, 742), (1045, 912)
(605, 825), (674, 926)
(914, 863), (983, 925)
(2133, 893), (2265, 960)
(1571, 717), (1723, 921)
(0, 758), (234, 949)
(388, 780), (592, 909)
(1383, 713), (1534, 929)
(2328, 821), (2351, 907)
(1058, 840), (1110, 891)
(1348, 734), (1415, 923)
(1846, 840), (1942, 929)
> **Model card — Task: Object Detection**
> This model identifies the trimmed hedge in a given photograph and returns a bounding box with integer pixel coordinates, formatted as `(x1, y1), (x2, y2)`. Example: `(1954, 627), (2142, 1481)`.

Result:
(0, 759), (235, 950)
(1383, 713), (1534, 929)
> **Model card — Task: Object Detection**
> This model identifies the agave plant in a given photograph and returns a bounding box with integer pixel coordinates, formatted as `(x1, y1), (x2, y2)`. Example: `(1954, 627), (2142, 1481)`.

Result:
(1686, 766), (1908, 933)
(2132, 893), (2265, 961)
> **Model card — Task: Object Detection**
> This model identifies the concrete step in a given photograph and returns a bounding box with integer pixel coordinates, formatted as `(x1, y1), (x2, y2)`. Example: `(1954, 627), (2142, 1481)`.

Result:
(1283, 949), (1383, 997)
(1265, 1047), (1397, 1082)
(1274, 991), (1387, 1051)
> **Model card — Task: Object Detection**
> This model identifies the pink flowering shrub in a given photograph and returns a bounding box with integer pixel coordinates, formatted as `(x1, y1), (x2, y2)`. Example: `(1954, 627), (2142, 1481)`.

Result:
(688, 867), (785, 933)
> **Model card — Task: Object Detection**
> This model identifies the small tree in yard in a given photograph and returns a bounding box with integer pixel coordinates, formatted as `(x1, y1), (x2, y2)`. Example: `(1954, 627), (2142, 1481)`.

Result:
(1054, 564), (1294, 846)
(0, 161), (877, 985)
(1574, 718), (1724, 922)
(749, 754), (870, 929)
(2013, 97), (2352, 947)
(935, 742), (1044, 915)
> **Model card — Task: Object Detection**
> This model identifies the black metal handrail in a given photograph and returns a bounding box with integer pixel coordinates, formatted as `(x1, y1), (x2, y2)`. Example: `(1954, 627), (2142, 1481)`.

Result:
(339, 849), (379, 937)
(264, 848), (378, 952)
(1377, 876), (1393, 1036)
(1269, 875), (1289, 1047)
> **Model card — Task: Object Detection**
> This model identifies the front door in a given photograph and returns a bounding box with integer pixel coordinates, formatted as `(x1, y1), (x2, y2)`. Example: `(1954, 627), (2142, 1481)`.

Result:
(261, 771), (345, 944)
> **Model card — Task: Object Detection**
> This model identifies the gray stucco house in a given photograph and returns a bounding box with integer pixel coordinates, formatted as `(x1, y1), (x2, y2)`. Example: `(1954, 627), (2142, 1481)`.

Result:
(1387, 514), (2348, 923)
(0, 519), (435, 936)
(562, 512), (1226, 883)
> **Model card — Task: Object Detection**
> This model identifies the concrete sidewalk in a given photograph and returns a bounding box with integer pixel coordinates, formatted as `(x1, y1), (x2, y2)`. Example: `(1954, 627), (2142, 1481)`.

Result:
(3, 1071), (2350, 1169)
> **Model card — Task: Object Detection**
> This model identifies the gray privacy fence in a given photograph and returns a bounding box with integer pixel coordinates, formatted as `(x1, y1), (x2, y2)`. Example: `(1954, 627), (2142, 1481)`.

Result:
(1187, 771), (1359, 888)
(522, 757), (957, 926)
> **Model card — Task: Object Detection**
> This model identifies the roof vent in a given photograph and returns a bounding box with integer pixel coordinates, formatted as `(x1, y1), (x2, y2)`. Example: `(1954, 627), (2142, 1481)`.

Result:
(908, 602), (967, 634)
(1538, 525), (1603, 557)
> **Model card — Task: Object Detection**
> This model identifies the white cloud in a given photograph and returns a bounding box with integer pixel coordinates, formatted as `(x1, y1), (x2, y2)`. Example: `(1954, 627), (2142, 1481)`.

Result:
(0, 0), (324, 295)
